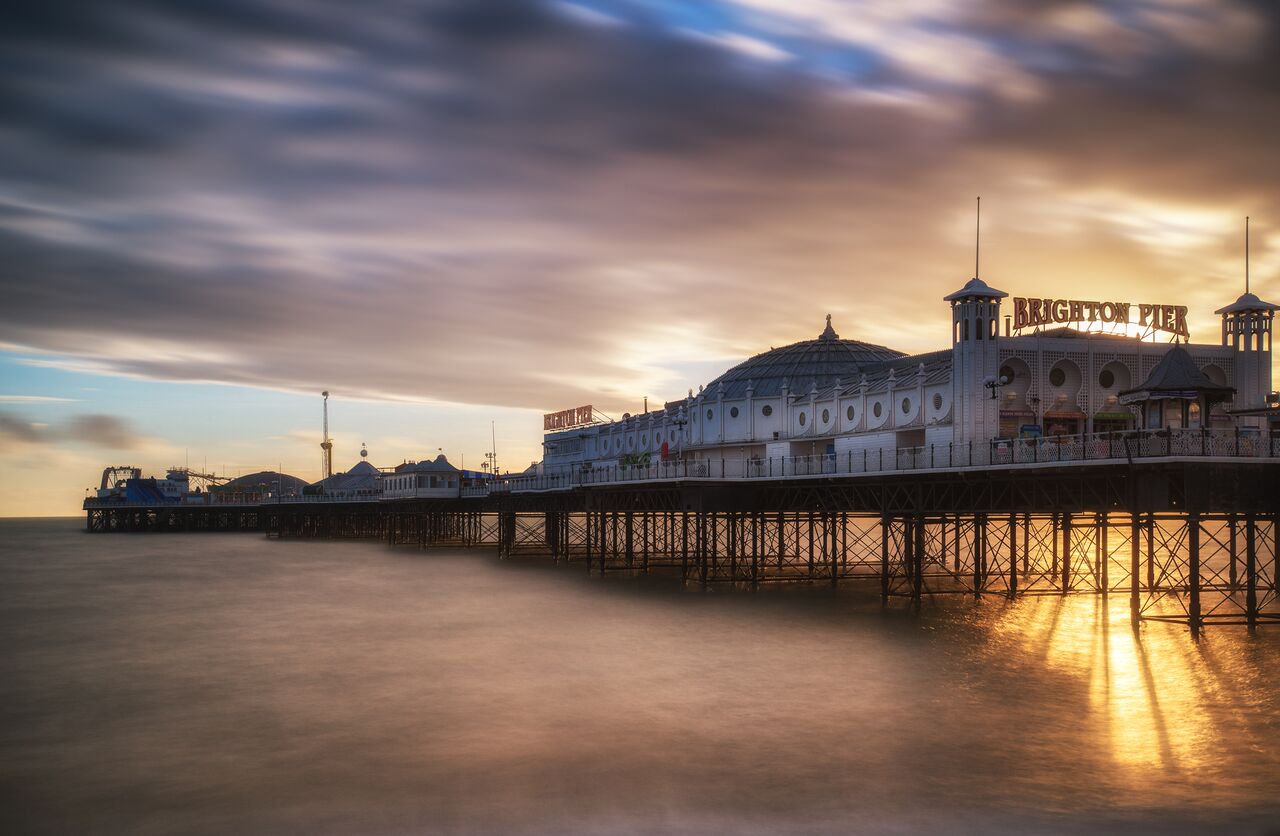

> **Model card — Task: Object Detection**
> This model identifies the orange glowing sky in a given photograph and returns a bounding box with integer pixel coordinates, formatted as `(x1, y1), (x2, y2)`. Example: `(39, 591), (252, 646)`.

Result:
(1, 0), (1278, 515)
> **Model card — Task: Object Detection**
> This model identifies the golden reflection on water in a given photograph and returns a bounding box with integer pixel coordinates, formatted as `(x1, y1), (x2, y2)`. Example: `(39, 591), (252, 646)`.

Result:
(988, 590), (1265, 797)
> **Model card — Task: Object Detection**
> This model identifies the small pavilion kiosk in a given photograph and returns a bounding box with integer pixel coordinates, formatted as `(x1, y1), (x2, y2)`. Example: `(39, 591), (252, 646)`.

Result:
(1119, 344), (1235, 430)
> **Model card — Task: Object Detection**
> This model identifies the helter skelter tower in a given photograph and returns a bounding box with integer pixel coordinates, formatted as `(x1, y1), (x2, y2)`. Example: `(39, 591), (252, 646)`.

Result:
(320, 391), (334, 479)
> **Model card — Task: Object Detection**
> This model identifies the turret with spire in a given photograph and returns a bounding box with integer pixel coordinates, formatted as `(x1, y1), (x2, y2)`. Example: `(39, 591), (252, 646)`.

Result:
(1216, 217), (1277, 422)
(946, 197), (1008, 445)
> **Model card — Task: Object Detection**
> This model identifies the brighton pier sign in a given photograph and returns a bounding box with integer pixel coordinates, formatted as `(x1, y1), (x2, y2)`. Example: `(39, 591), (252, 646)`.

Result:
(544, 404), (595, 431)
(1012, 297), (1189, 339)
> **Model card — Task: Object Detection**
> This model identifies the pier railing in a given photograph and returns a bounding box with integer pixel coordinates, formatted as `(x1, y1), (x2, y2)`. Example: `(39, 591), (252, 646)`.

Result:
(497, 427), (1279, 493)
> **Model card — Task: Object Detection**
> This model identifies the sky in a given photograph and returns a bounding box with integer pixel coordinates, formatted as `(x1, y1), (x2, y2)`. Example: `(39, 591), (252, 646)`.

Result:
(2, 0), (1279, 515)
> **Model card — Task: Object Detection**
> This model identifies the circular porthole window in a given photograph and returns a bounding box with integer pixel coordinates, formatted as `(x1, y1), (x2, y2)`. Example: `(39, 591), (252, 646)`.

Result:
(1099, 369), (1115, 389)
(846, 405), (855, 421)
(901, 398), (911, 415)
(1000, 365), (1015, 384)
(730, 406), (739, 418)
(762, 404), (773, 417)
(873, 402), (883, 418)
(821, 408), (830, 424)
(933, 393), (943, 410)
(1050, 367), (1067, 387)
(799, 412), (807, 426)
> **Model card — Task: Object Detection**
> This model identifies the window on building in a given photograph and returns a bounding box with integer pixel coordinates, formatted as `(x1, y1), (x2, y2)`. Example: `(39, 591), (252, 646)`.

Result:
(706, 409), (713, 420)
(1099, 369), (1115, 389)
(933, 393), (943, 410)
(1000, 365), (1015, 384)
(1050, 367), (1066, 387)
(873, 402), (883, 418)
(799, 412), (806, 426)
(902, 398), (911, 414)
(821, 408), (829, 424)
(846, 405), (855, 421)
(762, 405), (773, 416)
(730, 407), (739, 418)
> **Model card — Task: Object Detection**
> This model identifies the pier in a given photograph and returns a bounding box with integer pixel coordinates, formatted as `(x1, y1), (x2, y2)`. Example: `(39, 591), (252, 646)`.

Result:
(85, 444), (1279, 636)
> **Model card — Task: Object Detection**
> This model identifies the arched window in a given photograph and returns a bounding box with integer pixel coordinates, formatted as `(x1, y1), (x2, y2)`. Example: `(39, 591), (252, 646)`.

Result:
(976, 317), (984, 340)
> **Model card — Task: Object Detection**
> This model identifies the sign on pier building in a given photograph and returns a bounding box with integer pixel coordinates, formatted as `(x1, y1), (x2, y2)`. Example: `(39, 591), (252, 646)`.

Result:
(537, 277), (1276, 476)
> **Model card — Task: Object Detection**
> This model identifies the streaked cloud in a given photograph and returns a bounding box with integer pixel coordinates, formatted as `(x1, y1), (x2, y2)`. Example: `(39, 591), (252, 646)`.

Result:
(0, 0), (1276, 425)
(0, 412), (142, 449)
(0, 395), (80, 403)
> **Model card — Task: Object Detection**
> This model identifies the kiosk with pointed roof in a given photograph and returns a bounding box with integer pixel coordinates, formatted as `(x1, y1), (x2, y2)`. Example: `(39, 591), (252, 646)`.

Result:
(1119, 344), (1234, 430)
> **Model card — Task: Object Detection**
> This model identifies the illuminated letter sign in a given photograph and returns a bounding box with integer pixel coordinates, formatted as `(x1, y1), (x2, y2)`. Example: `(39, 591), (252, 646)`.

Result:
(543, 405), (595, 431)
(1012, 297), (1187, 338)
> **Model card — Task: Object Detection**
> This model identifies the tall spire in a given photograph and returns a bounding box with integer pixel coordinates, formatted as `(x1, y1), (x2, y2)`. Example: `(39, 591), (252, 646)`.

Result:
(974, 195), (981, 279)
(1245, 215), (1250, 294)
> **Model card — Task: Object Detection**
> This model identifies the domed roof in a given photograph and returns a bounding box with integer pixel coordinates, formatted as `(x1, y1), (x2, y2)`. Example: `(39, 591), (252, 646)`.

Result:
(1215, 291), (1279, 314)
(700, 316), (905, 400)
(943, 277), (1008, 302)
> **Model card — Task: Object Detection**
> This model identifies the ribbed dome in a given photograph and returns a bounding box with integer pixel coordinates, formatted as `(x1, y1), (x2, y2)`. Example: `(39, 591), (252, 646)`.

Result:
(701, 316), (905, 400)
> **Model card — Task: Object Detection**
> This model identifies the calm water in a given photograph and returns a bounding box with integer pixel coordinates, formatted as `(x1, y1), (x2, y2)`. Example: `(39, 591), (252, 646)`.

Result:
(1, 519), (1278, 835)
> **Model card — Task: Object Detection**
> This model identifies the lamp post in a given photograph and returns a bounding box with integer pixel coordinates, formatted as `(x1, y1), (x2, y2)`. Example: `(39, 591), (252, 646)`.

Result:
(673, 406), (688, 460)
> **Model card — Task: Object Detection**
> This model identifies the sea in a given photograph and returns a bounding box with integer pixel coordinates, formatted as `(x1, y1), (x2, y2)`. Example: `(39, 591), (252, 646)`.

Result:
(1, 517), (1278, 835)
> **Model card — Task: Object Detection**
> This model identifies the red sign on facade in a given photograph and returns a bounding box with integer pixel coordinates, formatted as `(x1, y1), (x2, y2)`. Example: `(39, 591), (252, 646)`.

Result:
(544, 405), (594, 431)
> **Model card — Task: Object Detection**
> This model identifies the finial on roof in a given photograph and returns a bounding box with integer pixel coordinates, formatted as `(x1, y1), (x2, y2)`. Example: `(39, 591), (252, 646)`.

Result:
(819, 314), (839, 341)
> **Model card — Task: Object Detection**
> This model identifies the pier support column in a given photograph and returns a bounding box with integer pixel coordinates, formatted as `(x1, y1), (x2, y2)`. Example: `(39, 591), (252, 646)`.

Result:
(807, 511), (815, 579)
(1099, 513), (1109, 595)
(1022, 514), (1030, 575)
(681, 511), (689, 583)
(830, 512), (839, 587)
(880, 515), (890, 603)
(1228, 516), (1239, 590)
(624, 512), (634, 572)
(699, 512), (709, 589)
(641, 512), (650, 575)
(1007, 513), (1018, 598)
(1061, 514), (1072, 594)
(751, 512), (760, 590)
(1188, 513), (1202, 639)
(972, 515), (983, 599)
(1146, 515), (1156, 592)
(953, 516), (961, 572)
(1130, 512), (1141, 630)
(777, 512), (785, 571)
(728, 512), (737, 582)
(912, 515), (924, 606)
(1245, 515), (1258, 634)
